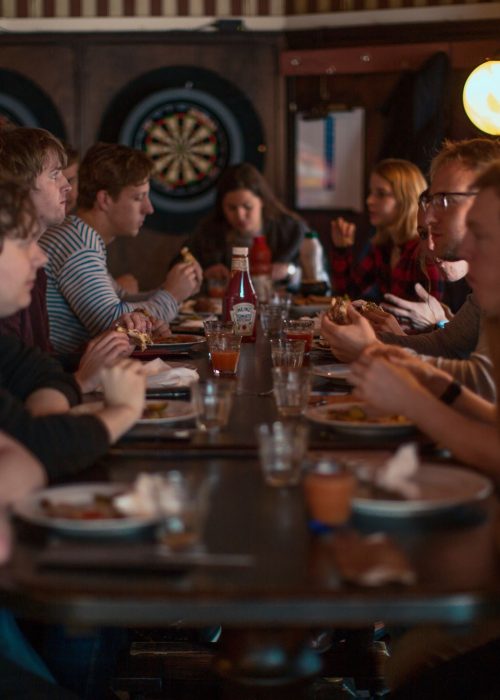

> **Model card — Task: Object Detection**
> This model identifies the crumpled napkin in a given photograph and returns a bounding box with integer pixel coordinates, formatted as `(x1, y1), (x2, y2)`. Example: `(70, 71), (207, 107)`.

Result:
(331, 531), (416, 586)
(142, 358), (198, 388)
(114, 473), (184, 518)
(375, 443), (421, 500)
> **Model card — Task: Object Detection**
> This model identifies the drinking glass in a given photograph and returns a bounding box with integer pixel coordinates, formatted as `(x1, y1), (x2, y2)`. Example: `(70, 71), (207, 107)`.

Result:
(271, 367), (311, 417)
(303, 459), (356, 526)
(259, 304), (287, 339)
(204, 321), (235, 361)
(256, 421), (309, 487)
(210, 332), (242, 377)
(156, 470), (213, 551)
(283, 318), (315, 353)
(192, 379), (234, 433)
(270, 338), (305, 368)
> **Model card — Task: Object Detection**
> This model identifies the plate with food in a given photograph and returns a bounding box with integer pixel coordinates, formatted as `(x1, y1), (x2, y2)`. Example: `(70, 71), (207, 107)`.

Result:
(137, 399), (198, 425)
(13, 483), (160, 537)
(305, 401), (415, 436)
(352, 464), (493, 516)
(151, 334), (206, 351)
(311, 364), (352, 382)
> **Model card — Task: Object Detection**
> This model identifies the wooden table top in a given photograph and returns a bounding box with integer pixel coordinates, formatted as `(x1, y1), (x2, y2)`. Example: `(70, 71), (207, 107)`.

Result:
(2, 331), (500, 630)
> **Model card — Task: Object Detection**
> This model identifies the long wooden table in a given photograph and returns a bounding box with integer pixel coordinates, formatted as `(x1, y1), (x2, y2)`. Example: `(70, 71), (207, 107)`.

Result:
(2, 334), (500, 634)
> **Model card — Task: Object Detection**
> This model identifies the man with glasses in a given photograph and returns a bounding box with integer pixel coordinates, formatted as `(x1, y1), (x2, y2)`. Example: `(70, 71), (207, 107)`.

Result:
(321, 137), (500, 400)
(381, 188), (471, 330)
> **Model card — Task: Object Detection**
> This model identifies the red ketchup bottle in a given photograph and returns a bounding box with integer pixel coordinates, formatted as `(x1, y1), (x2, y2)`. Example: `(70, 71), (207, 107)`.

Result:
(223, 247), (257, 342)
(249, 235), (272, 303)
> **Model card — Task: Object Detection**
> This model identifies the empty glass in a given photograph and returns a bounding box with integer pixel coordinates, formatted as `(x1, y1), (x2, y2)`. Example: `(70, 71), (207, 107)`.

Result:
(272, 367), (311, 417)
(193, 379), (234, 433)
(270, 338), (305, 368)
(259, 304), (287, 339)
(256, 421), (309, 487)
(156, 471), (213, 551)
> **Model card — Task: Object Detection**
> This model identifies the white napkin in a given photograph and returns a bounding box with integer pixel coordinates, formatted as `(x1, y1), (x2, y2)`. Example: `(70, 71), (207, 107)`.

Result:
(375, 443), (420, 499)
(142, 358), (199, 388)
(114, 473), (184, 518)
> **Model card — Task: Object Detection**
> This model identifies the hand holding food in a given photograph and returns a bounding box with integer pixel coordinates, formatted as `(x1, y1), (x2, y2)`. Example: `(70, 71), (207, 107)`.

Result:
(326, 296), (351, 325)
(321, 304), (378, 362)
(330, 217), (356, 247)
(163, 261), (202, 302)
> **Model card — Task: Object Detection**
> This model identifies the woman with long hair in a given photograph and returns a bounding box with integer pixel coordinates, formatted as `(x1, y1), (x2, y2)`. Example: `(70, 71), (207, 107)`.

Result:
(330, 158), (443, 303)
(188, 162), (309, 282)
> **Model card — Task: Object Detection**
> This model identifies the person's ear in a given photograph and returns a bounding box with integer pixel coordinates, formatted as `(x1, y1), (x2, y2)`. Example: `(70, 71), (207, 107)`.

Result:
(96, 189), (111, 212)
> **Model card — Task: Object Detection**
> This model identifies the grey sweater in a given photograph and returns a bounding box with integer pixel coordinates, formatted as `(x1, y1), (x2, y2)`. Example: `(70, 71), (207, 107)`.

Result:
(380, 294), (495, 401)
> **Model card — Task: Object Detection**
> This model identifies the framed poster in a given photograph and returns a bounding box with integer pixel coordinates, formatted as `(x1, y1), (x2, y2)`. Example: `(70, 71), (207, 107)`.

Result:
(295, 108), (365, 212)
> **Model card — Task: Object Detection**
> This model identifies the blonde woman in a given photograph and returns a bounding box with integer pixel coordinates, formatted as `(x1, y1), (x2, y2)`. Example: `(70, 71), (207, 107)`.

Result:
(330, 158), (443, 303)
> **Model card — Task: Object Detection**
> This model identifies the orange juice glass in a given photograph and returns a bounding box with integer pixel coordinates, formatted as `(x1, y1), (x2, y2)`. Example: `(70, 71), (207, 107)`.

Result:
(284, 319), (315, 353)
(210, 333), (242, 377)
(304, 460), (356, 526)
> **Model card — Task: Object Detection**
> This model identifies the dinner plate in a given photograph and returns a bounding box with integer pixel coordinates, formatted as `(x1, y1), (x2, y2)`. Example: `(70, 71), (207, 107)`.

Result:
(151, 334), (206, 350)
(305, 401), (415, 436)
(311, 364), (352, 381)
(137, 399), (198, 425)
(352, 464), (493, 516)
(13, 483), (160, 537)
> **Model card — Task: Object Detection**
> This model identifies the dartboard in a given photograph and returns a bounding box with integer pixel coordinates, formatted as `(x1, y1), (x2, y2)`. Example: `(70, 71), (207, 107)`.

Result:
(99, 67), (265, 233)
(0, 68), (66, 138)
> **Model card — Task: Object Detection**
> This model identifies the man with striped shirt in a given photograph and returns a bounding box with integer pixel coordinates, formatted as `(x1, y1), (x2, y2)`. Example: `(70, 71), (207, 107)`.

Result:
(41, 142), (202, 354)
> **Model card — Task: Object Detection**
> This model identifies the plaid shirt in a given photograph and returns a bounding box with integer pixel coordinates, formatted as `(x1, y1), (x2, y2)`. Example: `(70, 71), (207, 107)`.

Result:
(330, 237), (444, 302)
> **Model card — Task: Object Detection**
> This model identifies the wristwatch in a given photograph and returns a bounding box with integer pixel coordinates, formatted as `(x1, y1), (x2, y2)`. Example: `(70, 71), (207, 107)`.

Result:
(435, 319), (449, 329)
(439, 380), (462, 405)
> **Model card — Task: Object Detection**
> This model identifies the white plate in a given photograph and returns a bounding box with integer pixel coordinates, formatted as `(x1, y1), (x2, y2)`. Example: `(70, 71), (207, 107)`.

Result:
(13, 483), (159, 537)
(137, 399), (198, 425)
(311, 364), (352, 381)
(305, 401), (415, 436)
(353, 464), (493, 516)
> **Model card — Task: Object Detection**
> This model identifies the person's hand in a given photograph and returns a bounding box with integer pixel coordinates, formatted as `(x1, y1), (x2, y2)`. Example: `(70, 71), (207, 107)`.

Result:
(330, 217), (356, 248)
(352, 302), (405, 336)
(151, 317), (171, 339)
(320, 303), (378, 362)
(204, 263), (231, 281)
(382, 283), (448, 330)
(272, 262), (290, 282)
(115, 273), (139, 294)
(163, 261), (203, 302)
(115, 311), (153, 335)
(75, 330), (133, 393)
(350, 349), (424, 415)
(100, 358), (146, 420)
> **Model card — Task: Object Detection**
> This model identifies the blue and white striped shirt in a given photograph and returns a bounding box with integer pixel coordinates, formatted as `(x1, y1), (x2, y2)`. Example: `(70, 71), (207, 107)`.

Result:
(40, 216), (178, 354)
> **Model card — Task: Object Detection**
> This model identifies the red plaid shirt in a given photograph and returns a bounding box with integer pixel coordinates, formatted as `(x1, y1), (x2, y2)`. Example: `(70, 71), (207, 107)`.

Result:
(330, 238), (444, 302)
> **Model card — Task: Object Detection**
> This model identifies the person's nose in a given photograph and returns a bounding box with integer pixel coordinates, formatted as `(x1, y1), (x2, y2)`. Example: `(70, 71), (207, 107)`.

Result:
(60, 174), (71, 193)
(143, 197), (154, 215)
(426, 230), (436, 252)
(30, 241), (48, 269)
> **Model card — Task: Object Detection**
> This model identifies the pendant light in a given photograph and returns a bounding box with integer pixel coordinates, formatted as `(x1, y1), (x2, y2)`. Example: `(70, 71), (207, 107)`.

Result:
(462, 58), (500, 135)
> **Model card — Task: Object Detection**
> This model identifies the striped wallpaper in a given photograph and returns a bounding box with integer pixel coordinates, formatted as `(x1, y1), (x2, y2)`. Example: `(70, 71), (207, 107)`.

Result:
(0, 0), (494, 17)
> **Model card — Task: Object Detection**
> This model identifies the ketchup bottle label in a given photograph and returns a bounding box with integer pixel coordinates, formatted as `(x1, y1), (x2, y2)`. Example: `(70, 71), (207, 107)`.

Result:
(230, 302), (257, 336)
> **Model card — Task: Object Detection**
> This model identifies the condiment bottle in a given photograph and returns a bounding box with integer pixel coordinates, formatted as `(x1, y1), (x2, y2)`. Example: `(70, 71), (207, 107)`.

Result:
(223, 247), (257, 342)
(249, 235), (272, 303)
(300, 231), (328, 283)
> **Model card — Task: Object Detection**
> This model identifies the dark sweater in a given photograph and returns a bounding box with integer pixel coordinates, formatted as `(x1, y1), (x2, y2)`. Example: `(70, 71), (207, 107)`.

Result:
(0, 335), (109, 482)
(0, 268), (52, 352)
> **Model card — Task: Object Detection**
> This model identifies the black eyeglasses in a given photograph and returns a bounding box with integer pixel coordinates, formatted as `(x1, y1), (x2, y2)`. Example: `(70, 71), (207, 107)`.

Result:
(419, 191), (478, 211)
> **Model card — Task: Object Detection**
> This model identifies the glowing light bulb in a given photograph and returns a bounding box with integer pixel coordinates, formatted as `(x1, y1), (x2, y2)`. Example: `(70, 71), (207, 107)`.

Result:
(463, 60), (500, 135)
